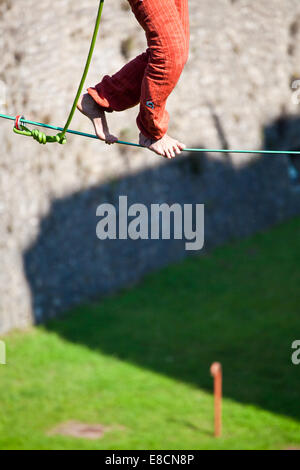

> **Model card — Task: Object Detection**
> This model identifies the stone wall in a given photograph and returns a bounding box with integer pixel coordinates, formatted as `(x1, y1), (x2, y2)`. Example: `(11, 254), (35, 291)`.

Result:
(1, 0), (300, 333)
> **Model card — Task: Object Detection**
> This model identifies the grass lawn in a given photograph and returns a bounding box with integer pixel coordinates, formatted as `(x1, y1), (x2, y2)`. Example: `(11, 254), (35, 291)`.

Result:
(1, 217), (300, 450)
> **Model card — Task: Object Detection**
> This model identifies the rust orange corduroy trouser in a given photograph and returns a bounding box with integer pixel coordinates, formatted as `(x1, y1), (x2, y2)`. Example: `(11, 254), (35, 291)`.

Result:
(88, 0), (190, 140)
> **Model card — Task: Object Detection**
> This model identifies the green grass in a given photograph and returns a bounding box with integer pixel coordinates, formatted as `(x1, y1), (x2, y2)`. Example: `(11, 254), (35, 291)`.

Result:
(1, 217), (300, 450)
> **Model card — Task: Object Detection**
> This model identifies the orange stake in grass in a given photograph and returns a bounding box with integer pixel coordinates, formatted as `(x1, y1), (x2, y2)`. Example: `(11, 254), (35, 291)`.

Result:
(210, 362), (222, 438)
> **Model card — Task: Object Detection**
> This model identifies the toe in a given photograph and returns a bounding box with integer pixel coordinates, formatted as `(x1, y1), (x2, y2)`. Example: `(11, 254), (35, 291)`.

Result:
(169, 148), (175, 158)
(106, 134), (118, 144)
(164, 149), (172, 159)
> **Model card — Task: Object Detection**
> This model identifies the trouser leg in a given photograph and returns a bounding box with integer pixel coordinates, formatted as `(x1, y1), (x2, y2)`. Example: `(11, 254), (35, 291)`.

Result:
(88, 0), (190, 140)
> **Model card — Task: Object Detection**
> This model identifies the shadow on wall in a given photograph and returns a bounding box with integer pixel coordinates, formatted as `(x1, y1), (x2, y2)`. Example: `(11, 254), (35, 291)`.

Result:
(264, 114), (300, 186)
(23, 114), (300, 419)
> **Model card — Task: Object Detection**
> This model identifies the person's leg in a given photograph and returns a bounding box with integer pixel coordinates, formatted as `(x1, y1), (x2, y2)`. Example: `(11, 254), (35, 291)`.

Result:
(78, 0), (190, 155)
(175, 0), (190, 61)
(86, 0), (189, 115)
(77, 50), (150, 144)
(175, 0), (190, 40)
(87, 50), (150, 112)
(130, 0), (189, 157)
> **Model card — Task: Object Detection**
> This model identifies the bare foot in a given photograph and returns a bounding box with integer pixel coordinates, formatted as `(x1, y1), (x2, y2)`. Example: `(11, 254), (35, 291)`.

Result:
(139, 133), (186, 159)
(77, 94), (118, 144)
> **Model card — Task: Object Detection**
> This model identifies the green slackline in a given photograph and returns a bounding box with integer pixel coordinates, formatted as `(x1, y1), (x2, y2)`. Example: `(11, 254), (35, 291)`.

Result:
(1, 112), (300, 154)
(0, 0), (300, 156)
